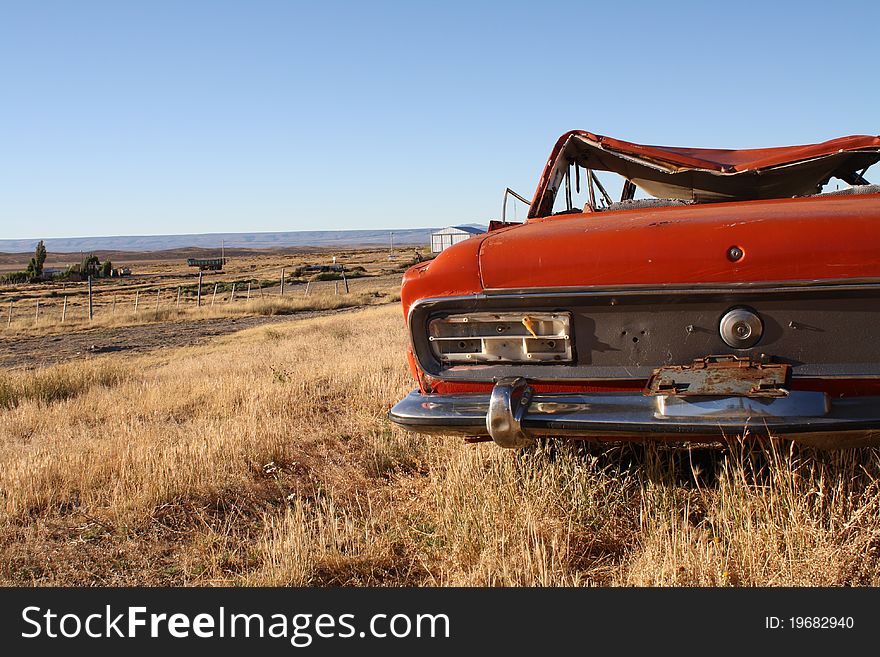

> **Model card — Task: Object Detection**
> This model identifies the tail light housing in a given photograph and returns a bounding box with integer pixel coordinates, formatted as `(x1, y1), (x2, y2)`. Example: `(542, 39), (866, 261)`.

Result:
(427, 312), (572, 364)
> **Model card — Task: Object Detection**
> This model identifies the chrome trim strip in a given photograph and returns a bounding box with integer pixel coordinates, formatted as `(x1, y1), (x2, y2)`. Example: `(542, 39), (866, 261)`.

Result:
(482, 278), (880, 297)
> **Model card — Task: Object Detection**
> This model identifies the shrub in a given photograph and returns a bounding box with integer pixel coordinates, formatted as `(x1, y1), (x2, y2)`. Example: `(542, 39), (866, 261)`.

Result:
(1, 271), (30, 284)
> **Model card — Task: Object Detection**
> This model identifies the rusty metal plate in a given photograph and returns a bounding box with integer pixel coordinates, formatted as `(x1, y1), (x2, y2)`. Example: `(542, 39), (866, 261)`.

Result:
(645, 355), (791, 397)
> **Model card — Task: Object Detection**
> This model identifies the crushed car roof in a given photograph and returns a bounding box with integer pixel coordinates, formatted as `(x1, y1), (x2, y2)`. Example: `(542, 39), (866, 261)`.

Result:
(530, 131), (880, 215)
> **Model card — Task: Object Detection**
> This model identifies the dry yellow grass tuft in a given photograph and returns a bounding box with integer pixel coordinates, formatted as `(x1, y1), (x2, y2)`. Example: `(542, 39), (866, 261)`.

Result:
(0, 360), (129, 410)
(1, 304), (879, 586)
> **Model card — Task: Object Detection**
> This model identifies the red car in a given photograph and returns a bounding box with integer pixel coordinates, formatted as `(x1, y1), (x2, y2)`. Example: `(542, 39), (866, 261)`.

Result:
(389, 131), (880, 448)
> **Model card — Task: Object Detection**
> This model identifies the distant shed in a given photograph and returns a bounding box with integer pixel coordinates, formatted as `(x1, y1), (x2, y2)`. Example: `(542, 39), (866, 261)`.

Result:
(187, 257), (227, 271)
(431, 225), (486, 253)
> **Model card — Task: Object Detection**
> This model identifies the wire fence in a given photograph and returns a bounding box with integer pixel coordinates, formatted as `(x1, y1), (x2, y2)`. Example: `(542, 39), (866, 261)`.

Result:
(0, 271), (387, 333)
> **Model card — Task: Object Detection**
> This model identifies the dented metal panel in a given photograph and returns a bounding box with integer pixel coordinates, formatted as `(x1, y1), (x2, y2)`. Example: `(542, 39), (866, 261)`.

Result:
(528, 131), (880, 216)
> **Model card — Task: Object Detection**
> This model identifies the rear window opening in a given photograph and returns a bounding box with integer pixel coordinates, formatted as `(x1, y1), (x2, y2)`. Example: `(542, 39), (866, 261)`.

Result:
(550, 165), (880, 216)
(536, 131), (880, 218)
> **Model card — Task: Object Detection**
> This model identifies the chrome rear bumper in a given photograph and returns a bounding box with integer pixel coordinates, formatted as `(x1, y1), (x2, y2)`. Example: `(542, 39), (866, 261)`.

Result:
(388, 377), (880, 448)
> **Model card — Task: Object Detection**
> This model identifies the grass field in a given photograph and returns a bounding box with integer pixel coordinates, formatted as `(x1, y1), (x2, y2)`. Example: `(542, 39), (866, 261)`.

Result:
(2, 303), (879, 586)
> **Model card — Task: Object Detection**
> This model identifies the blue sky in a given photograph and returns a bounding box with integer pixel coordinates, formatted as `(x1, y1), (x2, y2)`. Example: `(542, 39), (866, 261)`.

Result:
(1, 0), (878, 240)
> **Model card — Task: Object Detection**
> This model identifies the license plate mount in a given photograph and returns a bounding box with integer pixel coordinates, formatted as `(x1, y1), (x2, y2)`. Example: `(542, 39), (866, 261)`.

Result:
(645, 355), (791, 397)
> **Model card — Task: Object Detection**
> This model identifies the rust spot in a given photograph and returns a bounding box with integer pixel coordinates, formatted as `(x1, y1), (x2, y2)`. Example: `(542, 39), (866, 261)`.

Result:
(645, 355), (790, 397)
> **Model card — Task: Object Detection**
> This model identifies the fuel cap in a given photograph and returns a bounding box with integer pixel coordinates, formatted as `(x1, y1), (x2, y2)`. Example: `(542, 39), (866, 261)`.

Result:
(719, 308), (763, 349)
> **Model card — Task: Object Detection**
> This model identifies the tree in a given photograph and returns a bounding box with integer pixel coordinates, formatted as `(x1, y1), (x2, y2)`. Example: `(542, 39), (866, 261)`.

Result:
(26, 240), (47, 278)
(101, 260), (113, 277)
(35, 240), (46, 272)
(80, 254), (100, 277)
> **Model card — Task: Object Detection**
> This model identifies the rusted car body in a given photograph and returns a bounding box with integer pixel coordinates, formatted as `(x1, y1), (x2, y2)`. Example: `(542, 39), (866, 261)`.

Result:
(389, 131), (880, 448)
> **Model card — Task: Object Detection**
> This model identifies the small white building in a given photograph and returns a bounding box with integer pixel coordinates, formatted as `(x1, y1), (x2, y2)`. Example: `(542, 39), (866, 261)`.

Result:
(431, 225), (486, 253)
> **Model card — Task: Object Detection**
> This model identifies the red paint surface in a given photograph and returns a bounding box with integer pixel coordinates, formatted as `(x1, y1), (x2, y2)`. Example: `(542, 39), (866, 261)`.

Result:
(425, 379), (880, 398)
(400, 235), (486, 320)
(481, 194), (880, 290)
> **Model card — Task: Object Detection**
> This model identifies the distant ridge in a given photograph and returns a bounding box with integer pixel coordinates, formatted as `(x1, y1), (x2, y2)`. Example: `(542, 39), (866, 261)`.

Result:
(0, 228), (437, 254)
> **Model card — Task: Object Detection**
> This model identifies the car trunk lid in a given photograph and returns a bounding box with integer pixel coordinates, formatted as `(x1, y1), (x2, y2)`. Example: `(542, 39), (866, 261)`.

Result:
(479, 193), (880, 290)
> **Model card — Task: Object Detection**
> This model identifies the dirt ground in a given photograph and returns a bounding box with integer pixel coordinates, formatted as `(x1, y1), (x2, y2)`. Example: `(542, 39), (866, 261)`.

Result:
(0, 304), (385, 369)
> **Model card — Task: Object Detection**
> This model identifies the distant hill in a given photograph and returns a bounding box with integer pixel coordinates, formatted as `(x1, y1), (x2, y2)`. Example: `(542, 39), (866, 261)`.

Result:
(0, 228), (437, 254)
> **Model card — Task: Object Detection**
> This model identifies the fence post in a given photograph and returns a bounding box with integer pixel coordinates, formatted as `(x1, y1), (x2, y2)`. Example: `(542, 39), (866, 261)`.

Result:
(230, 283), (236, 303)
(342, 269), (349, 294)
(335, 281), (339, 295)
(88, 275), (93, 321)
(197, 271), (203, 307)
(112, 294), (117, 314)
(280, 268), (285, 296)
(134, 290), (140, 314)
(246, 282), (251, 301)
(6, 301), (11, 328)
(176, 286), (181, 311)
(61, 296), (67, 323)
(304, 281), (311, 297)
(211, 283), (218, 306)
(155, 288), (160, 315)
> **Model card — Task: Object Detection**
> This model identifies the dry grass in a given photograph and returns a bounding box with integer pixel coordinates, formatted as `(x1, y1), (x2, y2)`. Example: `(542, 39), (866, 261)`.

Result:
(0, 361), (130, 410)
(1, 304), (879, 586)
